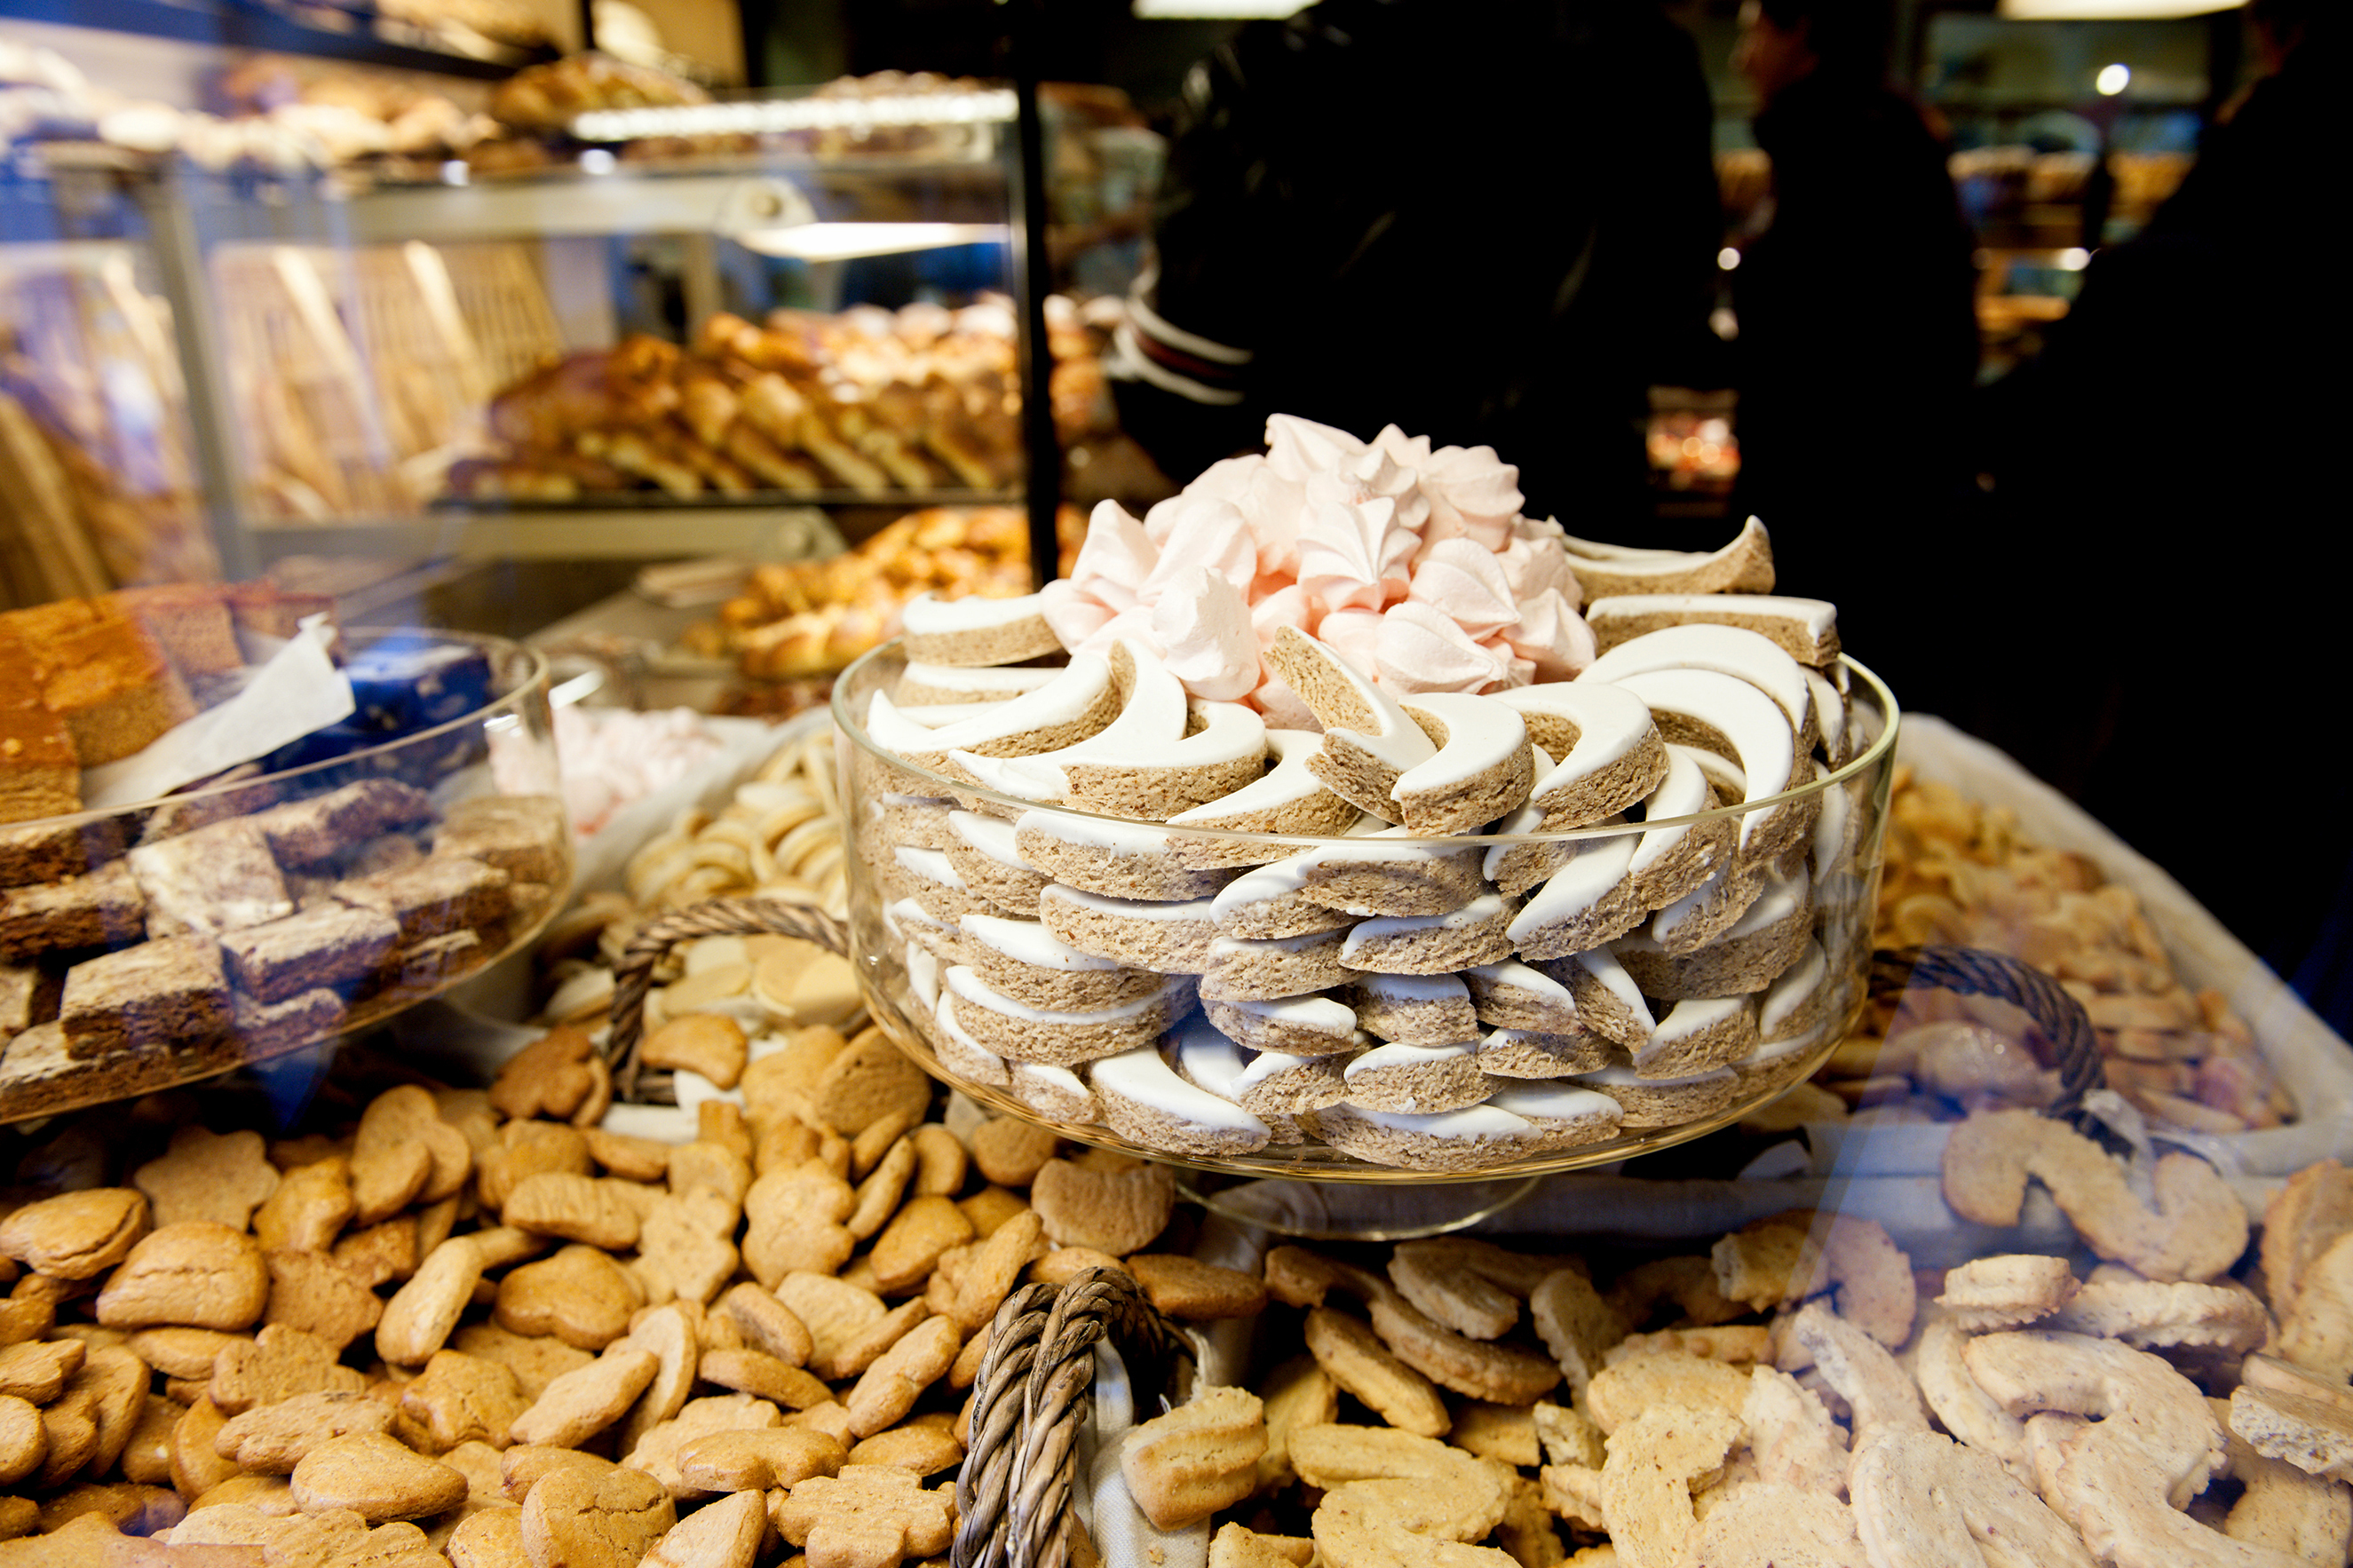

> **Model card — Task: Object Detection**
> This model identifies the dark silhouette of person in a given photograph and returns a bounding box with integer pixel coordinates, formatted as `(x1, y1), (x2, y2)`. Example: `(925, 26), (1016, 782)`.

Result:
(1106, 0), (1721, 526)
(1725, 0), (1979, 692)
(1974, 0), (2349, 1016)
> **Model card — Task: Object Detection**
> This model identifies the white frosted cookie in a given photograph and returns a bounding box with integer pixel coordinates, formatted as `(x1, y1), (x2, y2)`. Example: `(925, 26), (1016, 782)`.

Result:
(865, 658), (1119, 774)
(1616, 865), (1812, 1000)
(1538, 949), (1655, 1050)
(1037, 884), (1219, 975)
(1163, 729), (1359, 867)
(1013, 812), (1238, 903)
(1611, 667), (1812, 867)
(1559, 516), (1774, 599)
(1350, 972), (1479, 1047)
(1492, 682), (1668, 830)
(899, 590), (1064, 666)
(886, 897), (965, 965)
(930, 990), (1010, 1088)
(1806, 669), (1852, 769)
(1482, 1083), (1623, 1151)
(1390, 693), (1533, 835)
(905, 940), (940, 1013)
(1204, 994), (1363, 1057)
(1340, 893), (1515, 976)
(1343, 1042), (1490, 1115)
(1229, 1046), (1351, 1119)
(959, 914), (1168, 1012)
(1089, 1045), (1270, 1157)
(1622, 746), (1734, 912)
(1505, 830), (1644, 962)
(1630, 995), (1761, 1080)
(1212, 856), (1359, 941)
(1010, 1063), (1097, 1124)
(897, 661), (1063, 706)
(1263, 625), (1437, 821)
(872, 792), (956, 854)
(1463, 961), (1582, 1033)
(1474, 1026), (1612, 1079)
(1309, 1101), (1540, 1173)
(942, 964), (1189, 1067)
(1647, 853), (1766, 958)
(1571, 1058), (1744, 1128)
(944, 811), (1050, 917)
(1728, 1020), (1831, 1099)
(1582, 624), (1817, 756)
(1292, 826), (1485, 919)
(1759, 938), (1834, 1044)
(1199, 930), (1353, 1003)
(1479, 744), (1573, 897)
(1586, 591), (1838, 668)
(892, 845), (998, 923)
(1168, 1019), (1310, 1143)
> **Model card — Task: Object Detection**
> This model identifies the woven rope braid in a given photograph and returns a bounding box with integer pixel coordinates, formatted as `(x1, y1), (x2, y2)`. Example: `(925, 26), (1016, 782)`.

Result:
(1870, 944), (2105, 1138)
(607, 896), (848, 1098)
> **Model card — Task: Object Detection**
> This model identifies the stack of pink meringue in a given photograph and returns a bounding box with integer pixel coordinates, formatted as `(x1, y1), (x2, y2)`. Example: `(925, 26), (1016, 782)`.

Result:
(1039, 416), (1593, 722)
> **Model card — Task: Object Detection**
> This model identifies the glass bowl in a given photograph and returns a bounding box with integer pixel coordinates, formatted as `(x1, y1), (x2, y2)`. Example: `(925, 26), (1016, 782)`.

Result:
(833, 639), (1897, 1181)
(0, 630), (572, 1122)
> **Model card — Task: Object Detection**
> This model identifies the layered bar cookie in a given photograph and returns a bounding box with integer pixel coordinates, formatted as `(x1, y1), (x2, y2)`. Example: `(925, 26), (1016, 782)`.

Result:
(127, 818), (293, 936)
(434, 795), (568, 883)
(0, 814), (128, 890)
(233, 986), (347, 1055)
(0, 708), (78, 826)
(337, 856), (511, 941)
(58, 934), (230, 1057)
(0, 859), (146, 961)
(253, 780), (434, 869)
(220, 904), (404, 1005)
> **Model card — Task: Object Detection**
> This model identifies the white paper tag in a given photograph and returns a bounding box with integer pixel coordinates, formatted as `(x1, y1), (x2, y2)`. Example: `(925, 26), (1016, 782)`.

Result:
(81, 616), (356, 810)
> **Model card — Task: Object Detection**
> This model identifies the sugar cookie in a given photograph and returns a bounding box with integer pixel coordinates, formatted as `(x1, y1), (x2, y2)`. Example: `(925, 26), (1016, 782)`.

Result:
(1621, 746), (1734, 912)
(1089, 1046), (1271, 1158)
(1585, 591), (1838, 668)
(1338, 894), (1514, 976)
(1390, 693), (1533, 835)
(1349, 973), (1479, 1048)
(1262, 627), (1437, 821)
(1038, 884), (1220, 975)
(1491, 684), (1668, 830)
(872, 793), (955, 855)
(1343, 1042), (1489, 1115)
(1727, 1022), (1830, 1100)
(891, 847), (996, 923)
(1200, 931), (1354, 1003)
(1806, 670), (1851, 769)
(899, 590), (1063, 666)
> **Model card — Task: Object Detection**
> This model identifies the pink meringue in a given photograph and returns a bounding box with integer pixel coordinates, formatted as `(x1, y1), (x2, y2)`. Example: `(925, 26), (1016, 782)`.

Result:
(1375, 601), (1512, 695)
(1150, 566), (1259, 701)
(1408, 538), (1518, 639)
(1501, 587), (1596, 680)
(1065, 501), (1154, 612)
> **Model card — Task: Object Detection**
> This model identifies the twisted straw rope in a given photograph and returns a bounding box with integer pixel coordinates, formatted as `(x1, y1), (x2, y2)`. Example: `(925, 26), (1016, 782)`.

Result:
(606, 896), (849, 1098)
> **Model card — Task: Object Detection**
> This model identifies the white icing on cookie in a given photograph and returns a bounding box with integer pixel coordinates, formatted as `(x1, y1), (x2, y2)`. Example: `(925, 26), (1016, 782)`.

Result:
(1464, 961), (1578, 1013)
(1342, 893), (1509, 963)
(1168, 1017), (1250, 1101)
(1010, 1064), (1094, 1119)
(1726, 863), (1810, 938)
(893, 846), (967, 890)
(1393, 692), (1529, 796)
(1327, 1103), (1533, 1137)
(1565, 948), (1657, 1036)
(1216, 994), (1359, 1039)
(1812, 778), (1850, 871)
(1668, 743), (1747, 804)
(1650, 995), (1753, 1049)
(902, 661), (1061, 698)
(1040, 884), (1221, 923)
(1211, 856), (1318, 917)
(1268, 626), (1437, 774)
(932, 991), (1010, 1086)
(1573, 1060), (1735, 1090)
(943, 964), (1183, 1026)
(1581, 624), (1812, 741)
(1588, 592), (1836, 639)
(1611, 668), (1795, 851)
(866, 654), (1113, 763)
(948, 811), (1033, 869)
(1090, 1046), (1269, 1135)
(894, 702), (1011, 727)
(1493, 682), (1660, 821)
(884, 898), (953, 943)
(1233, 1046), (1351, 1094)
(1345, 1041), (1476, 1078)
(900, 590), (1051, 633)
(1483, 1083), (1621, 1126)
(1740, 1020), (1828, 1068)
(1806, 669), (1849, 764)
(1013, 809), (1176, 854)
(905, 941), (939, 1011)
(1628, 747), (1713, 880)
(1165, 729), (1332, 828)
(961, 915), (1123, 972)
(1353, 972), (1473, 1008)
(1505, 834), (1638, 946)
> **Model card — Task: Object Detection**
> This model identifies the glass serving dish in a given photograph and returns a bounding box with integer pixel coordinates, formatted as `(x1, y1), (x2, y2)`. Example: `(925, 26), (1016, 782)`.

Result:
(0, 630), (571, 1122)
(832, 638), (1899, 1182)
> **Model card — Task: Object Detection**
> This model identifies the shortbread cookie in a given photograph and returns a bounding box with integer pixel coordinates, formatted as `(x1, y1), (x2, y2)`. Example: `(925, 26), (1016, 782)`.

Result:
(1167, 1018), (1311, 1140)
(1573, 1060), (1744, 1128)
(1164, 730), (1359, 867)
(891, 848), (997, 924)
(1462, 962), (1581, 1033)
(1583, 624), (1818, 756)
(941, 965), (1186, 1067)
(1263, 627), (1437, 821)
(896, 661), (1062, 706)
(863, 659), (1118, 773)
(1200, 931), (1353, 1003)
(958, 915), (1168, 1011)
(1010, 1063), (1097, 1123)
(1205, 995), (1363, 1058)
(1586, 592), (1838, 668)
(1013, 812), (1237, 903)
(1038, 884), (1219, 975)
(1504, 832), (1644, 961)
(1630, 996), (1761, 1080)
(1482, 1083), (1624, 1151)
(1390, 693), (1533, 835)
(1293, 829), (1485, 919)
(1212, 859), (1358, 941)
(1089, 1046), (1271, 1158)
(1350, 974), (1478, 1047)
(1475, 1027), (1612, 1080)
(942, 813), (1049, 917)
(1339, 894), (1514, 976)
(1559, 516), (1773, 599)
(1538, 949), (1655, 1050)
(1758, 940), (1834, 1044)
(899, 590), (1063, 666)
(1492, 684), (1668, 830)
(928, 992), (1010, 1089)
(1616, 867), (1811, 1000)
(1611, 667), (1811, 867)
(1343, 1043), (1489, 1115)
(1620, 747), (1735, 912)
(1309, 1103), (1540, 1173)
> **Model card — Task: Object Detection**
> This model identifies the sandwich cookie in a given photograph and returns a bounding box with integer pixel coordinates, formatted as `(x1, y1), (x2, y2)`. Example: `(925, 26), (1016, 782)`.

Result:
(1167, 1019), (1311, 1142)
(897, 661), (1064, 707)
(1010, 1063), (1098, 1125)
(943, 811), (1050, 917)
(1629, 995), (1761, 1080)
(899, 590), (1064, 667)
(1013, 812), (1237, 904)
(1558, 516), (1774, 600)
(1473, 1026), (1612, 1079)
(929, 990), (1011, 1089)
(1615, 865), (1812, 1000)
(958, 914), (1169, 1012)
(1462, 961), (1582, 1034)
(1200, 930), (1353, 1003)
(1036, 883), (1218, 976)
(1089, 1044), (1271, 1158)
(864, 658), (1119, 775)
(1390, 693), (1534, 835)
(1534, 949), (1655, 1051)
(1339, 893), (1515, 976)
(1262, 626), (1437, 821)
(1308, 1102), (1541, 1173)
(941, 964), (1189, 1067)
(1349, 972), (1479, 1048)
(1203, 994), (1363, 1058)
(1343, 1042), (1491, 1115)
(1162, 729), (1359, 868)
(1581, 624), (1818, 757)
(1492, 683), (1668, 829)
(1481, 1083), (1624, 1152)
(1585, 590), (1839, 669)
(1571, 1058), (1745, 1128)
(1505, 830), (1644, 961)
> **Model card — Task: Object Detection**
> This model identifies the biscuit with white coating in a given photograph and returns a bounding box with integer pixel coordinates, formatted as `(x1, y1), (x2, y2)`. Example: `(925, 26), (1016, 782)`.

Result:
(1390, 693), (1533, 835)
(1013, 812), (1239, 903)
(1164, 730), (1359, 866)
(1263, 627), (1437, 821)
(939, 964), (1187, 1067)
(1038, 884), (1219, 974)
(940, 812), (1050, 917)
(1341, 1043), (1489, 1116)
(1340, 894), (1514, 977)
(1200, 930), (1354, 1003)
(1350, 973), (1479, 1047)
(899, 590), (1063, 666)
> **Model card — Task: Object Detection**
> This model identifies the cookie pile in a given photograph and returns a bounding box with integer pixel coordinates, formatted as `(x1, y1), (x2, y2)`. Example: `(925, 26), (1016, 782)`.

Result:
(1125, 1121), (2347, 1568)
(1849, 767), (2290, 1135)
(0, 1026), (1252, 1563)
(855, 491), (1878, 1170)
